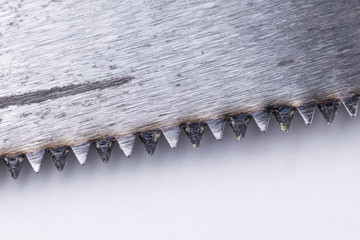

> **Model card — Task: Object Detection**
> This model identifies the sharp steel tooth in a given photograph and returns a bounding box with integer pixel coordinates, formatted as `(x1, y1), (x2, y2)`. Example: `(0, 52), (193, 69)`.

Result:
(117, 134), (136, 157)
(207, 118), (225, 140)
(317, 100), (341, 124)
(342, 96), (359, 117)
(48, 147), (70, 171)
(3, 155), (24, 179)
(252, 110), (271, 133)
(138, 130), (161, 155)
(161, 126), (181, 149)
(183, 123), (205, 148)
(272, 107), (295, 132)
(71, 143), (90, 165)
(26, 150), (45, 173)
(228, 114), (252, 140)
(297, 103), (316, 125)
(93, 138), (114, 163)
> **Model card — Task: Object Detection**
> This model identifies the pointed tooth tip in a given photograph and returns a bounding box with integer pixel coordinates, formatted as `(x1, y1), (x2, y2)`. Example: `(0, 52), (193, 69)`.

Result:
(228, 114), (251, 140)
(252, 110), (271, 133)
(162, 126), (181, 149)
(273, 107), (295, 132)
(100, 156), (110, 163)
(121, 150), (132, 157)
(55, 166), (64, 171)
(280, 124), (288, 132)
(93, 138), (114, 163)
(3, 155), (24, 179)
(317, 100), (340, 124)
(117, 134), (136, 157)
(297, 104), (316, 126)
(26, 150), (45, 173)
(30, 163), (41, 173)
(72, 143), (90, 165)
(48, 147), (70, 171)
(341, 96), (359, 117)
(138, 130), (161, 155)
(31, 164), (41, 173)
(207, 119), (225, 140)
(8, 170), (19, 180)
(183, 123), (205, 147)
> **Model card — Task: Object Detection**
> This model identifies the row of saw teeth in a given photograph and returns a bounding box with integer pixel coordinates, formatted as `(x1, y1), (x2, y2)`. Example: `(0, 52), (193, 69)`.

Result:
(1, 96), (359, 179)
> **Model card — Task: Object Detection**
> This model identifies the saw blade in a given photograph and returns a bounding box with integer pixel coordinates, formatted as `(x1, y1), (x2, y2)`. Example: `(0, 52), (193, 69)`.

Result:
(0, 0), (360, 178)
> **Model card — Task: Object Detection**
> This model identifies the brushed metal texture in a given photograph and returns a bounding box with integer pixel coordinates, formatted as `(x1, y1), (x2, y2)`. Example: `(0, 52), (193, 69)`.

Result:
(0, 0), (359, 157)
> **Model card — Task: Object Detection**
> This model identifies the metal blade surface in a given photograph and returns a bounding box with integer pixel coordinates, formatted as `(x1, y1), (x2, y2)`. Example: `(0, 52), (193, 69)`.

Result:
(0, 0), (359, 169)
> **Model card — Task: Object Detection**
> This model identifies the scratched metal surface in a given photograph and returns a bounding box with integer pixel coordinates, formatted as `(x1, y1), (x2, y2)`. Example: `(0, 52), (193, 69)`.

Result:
(0, 0), (360, 156)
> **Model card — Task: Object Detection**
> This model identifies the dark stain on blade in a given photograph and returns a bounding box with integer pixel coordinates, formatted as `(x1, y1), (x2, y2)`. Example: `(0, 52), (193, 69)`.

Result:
(93, 137), (114, 163)
(2, 154), (24, 179)
(183, 122), (205, 148)
(0, 76), (133, 109)
(228, 114), (252, 140)
(48, 146), (71, 171)
(272, 106), (296, 132)
(317, 100), (341, 124)
(138, 130), (161, 155)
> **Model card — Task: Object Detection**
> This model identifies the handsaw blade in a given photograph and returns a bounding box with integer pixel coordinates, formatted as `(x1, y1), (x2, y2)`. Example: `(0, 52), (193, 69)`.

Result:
(0, 0), (360, 178)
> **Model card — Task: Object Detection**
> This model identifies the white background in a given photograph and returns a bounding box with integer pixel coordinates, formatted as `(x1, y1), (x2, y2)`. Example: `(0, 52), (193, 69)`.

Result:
(1, 106), (359, 240)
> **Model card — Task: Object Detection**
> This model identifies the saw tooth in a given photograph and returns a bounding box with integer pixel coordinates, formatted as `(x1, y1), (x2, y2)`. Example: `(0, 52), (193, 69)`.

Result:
(93, 138), (114, 163)
(297, 103), (316, 125)
(71, 143), (90, 165)
(228, 114), (252, 140)
(207, 118), (225, 140)
(117, 134), (136, 157)
(3, 154), (24, 179)
(138, 130), (161, 155)
(252, 110), (271, 133)
(26, 150), (45, 173)
(317, 100), (341, 124)
(161, 126), (181, 149)
(48, 146), (70, 171)
(272, 107), (295, 132)
(183, 123), (206, 148)
(341, 96), (359, 117)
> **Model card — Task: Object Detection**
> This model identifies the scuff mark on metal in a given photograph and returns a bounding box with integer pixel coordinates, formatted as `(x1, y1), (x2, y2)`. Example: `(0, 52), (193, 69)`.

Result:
(0, 77), (133, 109)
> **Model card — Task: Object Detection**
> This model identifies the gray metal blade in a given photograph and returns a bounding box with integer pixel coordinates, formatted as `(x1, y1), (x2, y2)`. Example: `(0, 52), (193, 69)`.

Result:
(0, 0), (360, 172)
